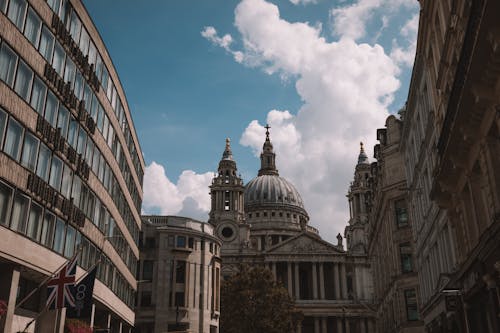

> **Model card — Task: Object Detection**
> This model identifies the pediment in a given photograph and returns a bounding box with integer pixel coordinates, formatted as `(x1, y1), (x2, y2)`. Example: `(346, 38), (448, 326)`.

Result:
(266, 232), (344, 255)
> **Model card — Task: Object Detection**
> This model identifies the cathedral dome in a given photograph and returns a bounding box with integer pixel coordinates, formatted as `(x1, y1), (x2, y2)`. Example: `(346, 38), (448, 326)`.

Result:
(244, 174), (305, 211)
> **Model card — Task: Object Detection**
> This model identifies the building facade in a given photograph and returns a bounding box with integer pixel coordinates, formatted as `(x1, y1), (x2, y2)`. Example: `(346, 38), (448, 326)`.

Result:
(210, 133), (376, 333)
(400, 0), (500, 331)
(0, 0), (144, 331)
(357, 117), (424, 333)
(136, 216), (221, 333)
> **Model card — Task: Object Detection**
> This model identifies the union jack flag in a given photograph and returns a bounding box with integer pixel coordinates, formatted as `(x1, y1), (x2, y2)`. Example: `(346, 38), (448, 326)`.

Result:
(46, 256), (77, 309)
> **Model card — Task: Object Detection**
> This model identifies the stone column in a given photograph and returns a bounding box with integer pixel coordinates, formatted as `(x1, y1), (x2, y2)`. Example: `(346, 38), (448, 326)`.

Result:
(287, 262), (293, 296)
(0, 266), (20, 333)
(334, 263), (341, 300)
(312, 263), (318, 299)
(319, 263), (325, 299)
(341, 264), (348, 299)
(295, 263), (300, 299)
(336, 318), (343, 333)
(314, 317), (320, 333)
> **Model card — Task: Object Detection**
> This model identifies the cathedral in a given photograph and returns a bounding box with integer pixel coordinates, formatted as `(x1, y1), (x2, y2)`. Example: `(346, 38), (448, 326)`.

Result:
(208, 127), (376, 333)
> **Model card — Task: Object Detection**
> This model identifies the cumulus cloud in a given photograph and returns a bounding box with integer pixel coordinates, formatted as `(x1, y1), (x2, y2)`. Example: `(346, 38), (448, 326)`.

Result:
(142, 162), (213, 221)
(203, 0), (417, 242)
(390, 13), (419, 67)
(289, 0), (318, 5)
(201, 26), (244, 63)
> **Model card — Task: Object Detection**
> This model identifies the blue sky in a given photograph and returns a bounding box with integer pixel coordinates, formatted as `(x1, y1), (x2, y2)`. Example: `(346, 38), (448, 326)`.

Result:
(83, 0), (419, 242)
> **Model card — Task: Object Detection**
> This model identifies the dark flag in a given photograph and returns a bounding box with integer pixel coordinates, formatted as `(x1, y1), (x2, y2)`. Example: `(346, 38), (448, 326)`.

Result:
(46, 255), (77, 309)
(67, 267), (97, 319)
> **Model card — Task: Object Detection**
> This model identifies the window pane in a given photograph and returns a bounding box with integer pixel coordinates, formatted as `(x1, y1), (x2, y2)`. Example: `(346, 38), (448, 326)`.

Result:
(90, 94), (98, 119)
(95, 54), (103, 79)
(24, 8), (41, 47)
(0, 181), (13, 226)
(64, 225), (75, 258)
(26, 202), (43, 240)
(47, 0), (61, 14)
(79, 28), (90, 56)
(85, 140), (93, 166)
(0, 0), (7, 13)
(21, 132), (39, 171)
(40, 212), (55, 247)
(97, 104), (104, 132)
(395, 199), (408, 227)
(0, 108), (7, 148)
(10, 191), (30, 233)
(53, 218), (66, 254)
(101, 67), (108, 92)
(405, 289), (419, 321)
(60, 164), (73, 199)
(63, 57), (75, 84)
(74, 71), (83, 99)
(49, 156), (63, 190)
(52, 42), (65, 77)
(88, 41), (97, 65)
(36, 143), (51, 181)
(77, 127), (87, 155)
(44, 91), (58, 127)
(0, 43), (19, 87)
(56, 105), (69, 138)
(14, 60), (33, 101)
(4, 118), (24, 161)
(30, 77), (47, 114)
(39, 26), (55, 63)
(7, 0), (27, 30)
(69, 10), (81, 43)
(71, 176), (81, 205)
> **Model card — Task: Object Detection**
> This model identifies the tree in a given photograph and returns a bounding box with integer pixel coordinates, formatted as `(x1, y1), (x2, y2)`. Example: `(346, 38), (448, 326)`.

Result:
(220, 265), (302, 333)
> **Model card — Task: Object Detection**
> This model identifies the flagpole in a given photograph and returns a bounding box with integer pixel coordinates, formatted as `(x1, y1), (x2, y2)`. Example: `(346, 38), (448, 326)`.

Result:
(74, 258), (102, 284)
(15, 247), (82, 310)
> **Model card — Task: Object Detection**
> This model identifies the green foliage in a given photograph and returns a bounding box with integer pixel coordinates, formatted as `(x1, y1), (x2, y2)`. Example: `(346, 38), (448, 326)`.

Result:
(220, 265), (302, 333)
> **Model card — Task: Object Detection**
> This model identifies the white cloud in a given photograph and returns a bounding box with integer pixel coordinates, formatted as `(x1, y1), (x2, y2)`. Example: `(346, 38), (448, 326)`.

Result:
(390, 13), (419, 67)
(290, 0), (318, 5)
(142, 162), (213, 221)
(201, 26), (244, 63)
(201, 0), (418, 242)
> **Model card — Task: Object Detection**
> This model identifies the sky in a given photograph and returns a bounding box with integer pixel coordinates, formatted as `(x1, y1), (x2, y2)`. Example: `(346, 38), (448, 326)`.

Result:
(83, 0), (419, 243)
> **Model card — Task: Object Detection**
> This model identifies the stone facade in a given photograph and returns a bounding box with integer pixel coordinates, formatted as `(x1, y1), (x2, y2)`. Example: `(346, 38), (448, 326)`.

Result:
(210, 133), (376, 333)
(400, 0), (500, 331)
(135, 216), (221, 333)
(0, 0), (144, 331)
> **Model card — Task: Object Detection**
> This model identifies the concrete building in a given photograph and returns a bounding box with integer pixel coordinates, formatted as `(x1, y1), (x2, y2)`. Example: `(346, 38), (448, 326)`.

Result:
(358, 117), (424, 333)
(400, 0), (500, 331)
(210, 133), (376, 333)
(135, 216), (221, 333)
(0, 0), (144, 331)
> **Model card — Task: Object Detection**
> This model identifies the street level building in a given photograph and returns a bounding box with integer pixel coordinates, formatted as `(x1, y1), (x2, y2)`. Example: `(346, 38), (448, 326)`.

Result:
(210, 133), (376, 333)
(0, 0), (144, 331)
(400, 0), (500, 331)
(135, 216), (221, 333)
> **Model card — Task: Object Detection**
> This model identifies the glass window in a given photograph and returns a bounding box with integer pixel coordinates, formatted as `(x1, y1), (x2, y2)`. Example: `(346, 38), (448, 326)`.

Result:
(52, 42), (65, 76)
(0, 43), (19, 87)
(26, 202), (43, 240)
(44, 91), (58, 127)
(14, 60), (33, 100)
(39, 26), (55, 63)
(400, 243), (413, 273)
(106, 79), (113, 101)
(83, 83), (91, 109)
(10, 191), (29, 233)
(36, 143), (51, 181)
(0, 0), (7, 13)
(88, 41), (97, 65)
(49, 156), (63, 190)
(47, 0), (61, 15)
(71, 176), (81, 205)
(111, 87), (117, 110)
(53, 218), (66, 254)
(90, 94), (98, 119)
(79, 27), (90, 56)
(142, 260), (153, 281)
(0, 108), (7, 147)
(64, 225), (75, 258)
(4, 118), (24, 161)
(176, 236), (186, 248)
(60, 164), (73, 199)
(7, 0), (27, 30)
(30, 77), (47, 114)
(63, 57), (75, 84)
(405, 289), (419, 321)
(85, 139), (93, 165)
(21, 132), (39, 171)
(395, 199), (409, 228)
(107, 124), (114, 147)
(24, 8), (42, 47)
(0, 181), (13, 226)
(67, 117), (78, 148)
(101, 67), (108, 92)
(95, 53), (103, 79)
(102, 115), (109, 141)
(74, 70), (83, 99)
(69, 10), (81, 42)
(77, 127), (87, 155)
(92, 146), (99, 174)
(56, 105), (69, 138)
(97, 104), (104, 132)
(40, 211), (55, 247)
(176, 261), (186, 283)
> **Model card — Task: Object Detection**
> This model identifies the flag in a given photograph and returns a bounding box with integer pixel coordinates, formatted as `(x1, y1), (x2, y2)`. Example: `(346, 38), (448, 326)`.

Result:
(46, 256), (77, 309)
(67, 267), (97, 319)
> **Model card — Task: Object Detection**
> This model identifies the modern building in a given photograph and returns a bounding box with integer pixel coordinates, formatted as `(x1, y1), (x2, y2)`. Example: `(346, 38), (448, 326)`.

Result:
(357, 117), (423, 333)
(135, 216), (221, 333)
(209, 133), (376, 333)
(0, 0), (144, 331)
(400, 0), (500, 331)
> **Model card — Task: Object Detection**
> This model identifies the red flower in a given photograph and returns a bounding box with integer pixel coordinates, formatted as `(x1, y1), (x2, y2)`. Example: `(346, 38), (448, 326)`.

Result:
(65, 319), (93, 333)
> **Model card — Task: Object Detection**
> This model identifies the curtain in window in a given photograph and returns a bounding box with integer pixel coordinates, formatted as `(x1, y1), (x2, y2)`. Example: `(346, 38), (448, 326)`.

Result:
(64, 57), (75, 84)
(57, 105), (69, 138)
(36, 143), (51, 181)
(49, 156), (63, 190)
(69, 10), (81, 42)
(52, 42), (65, 76)
(7, 0), (27, 30)
(21, 132), (39, 171)
(4, 118), (23, 161)
(0, 43), (18, 87)
(60, 165), (73, 199)
(26, 203), (43, 240)
(44, 91), (58, 127)
(14, 60), (33, 100)
(64, 225), (75, 258)
(47, 0), (61, 14)
(74, 71), (83, 99)
(10, 192), (29, 233)
(24, 8), (41, 46)
(0, 182), (13, 225)
(30, 77), (47, 114)
(53, 218), (66, 254)
(39, 27), (54, 63)
(40, 212), (55, 247)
